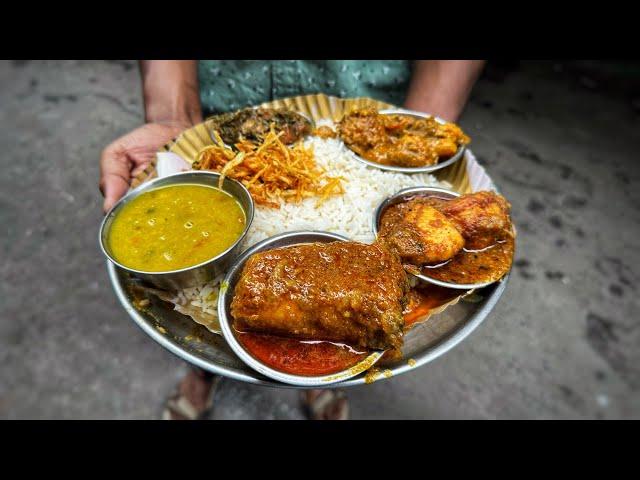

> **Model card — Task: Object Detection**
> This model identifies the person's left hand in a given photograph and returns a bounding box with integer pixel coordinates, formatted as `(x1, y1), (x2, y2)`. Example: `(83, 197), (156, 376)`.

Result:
(99, 122), (190, 213)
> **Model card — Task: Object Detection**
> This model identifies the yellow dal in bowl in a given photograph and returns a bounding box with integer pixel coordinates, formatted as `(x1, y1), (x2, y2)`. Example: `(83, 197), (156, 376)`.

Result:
(108, 184), (246, 272)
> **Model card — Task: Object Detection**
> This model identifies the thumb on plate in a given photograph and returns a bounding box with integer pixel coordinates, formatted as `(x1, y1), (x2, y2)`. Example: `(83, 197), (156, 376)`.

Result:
(100, 147), (132, 213)
(101, 174), (130, 213)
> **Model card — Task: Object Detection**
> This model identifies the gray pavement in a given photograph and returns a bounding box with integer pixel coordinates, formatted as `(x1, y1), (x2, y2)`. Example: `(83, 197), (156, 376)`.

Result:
(1, 60), (638, 419)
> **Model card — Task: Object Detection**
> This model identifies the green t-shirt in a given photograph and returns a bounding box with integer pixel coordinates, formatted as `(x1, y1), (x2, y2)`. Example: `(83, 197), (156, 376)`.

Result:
(198, 60), (412, 115)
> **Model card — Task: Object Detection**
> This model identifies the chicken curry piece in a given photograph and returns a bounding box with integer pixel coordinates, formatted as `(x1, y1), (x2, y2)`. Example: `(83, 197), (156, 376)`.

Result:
(437, 191), (513, 250)
(230, 241), (409, 351)
(377, 199), (464, 265)
(377, 191), (515, 285)
(337, 108), (470, 168)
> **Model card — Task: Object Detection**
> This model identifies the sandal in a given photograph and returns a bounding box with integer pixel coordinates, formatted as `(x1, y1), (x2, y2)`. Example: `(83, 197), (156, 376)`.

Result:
(162, 368), (221, 420)
(300, 389), (349, 420)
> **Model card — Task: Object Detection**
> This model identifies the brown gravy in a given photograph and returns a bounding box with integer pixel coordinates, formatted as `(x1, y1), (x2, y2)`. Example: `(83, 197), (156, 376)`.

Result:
(421, 237), (514, 285)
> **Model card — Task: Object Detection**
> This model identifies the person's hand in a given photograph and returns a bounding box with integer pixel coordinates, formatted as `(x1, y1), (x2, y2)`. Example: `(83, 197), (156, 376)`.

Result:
(99, 122), (190, 213)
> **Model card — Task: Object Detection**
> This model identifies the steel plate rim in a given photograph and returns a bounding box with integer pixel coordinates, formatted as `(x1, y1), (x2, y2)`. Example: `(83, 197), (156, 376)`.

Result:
(105, 100), (509, 389)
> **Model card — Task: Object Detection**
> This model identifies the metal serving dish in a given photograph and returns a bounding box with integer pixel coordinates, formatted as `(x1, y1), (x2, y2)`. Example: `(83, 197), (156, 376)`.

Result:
(343, 108), (466, 174)
(99, 171), (254, 291)
(373, 186), (507, 290)
(217, 231), (385, 387)
(105, 131), (509, 389)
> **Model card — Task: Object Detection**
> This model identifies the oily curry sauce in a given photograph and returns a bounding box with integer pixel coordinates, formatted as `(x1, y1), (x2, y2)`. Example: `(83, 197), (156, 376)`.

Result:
(422, 237), (514, 285)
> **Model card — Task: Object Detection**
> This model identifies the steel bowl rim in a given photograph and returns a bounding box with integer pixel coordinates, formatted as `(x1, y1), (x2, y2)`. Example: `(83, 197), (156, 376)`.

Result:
(342, 108), (467, 174)
(98, 170), (255, 277)
(217, 230), (386, 387)
(372, 185), (505, 290)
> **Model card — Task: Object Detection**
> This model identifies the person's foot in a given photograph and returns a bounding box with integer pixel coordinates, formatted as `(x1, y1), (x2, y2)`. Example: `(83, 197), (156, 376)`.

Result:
(162, 368), (221, 420)
(301, 389), (349, 420)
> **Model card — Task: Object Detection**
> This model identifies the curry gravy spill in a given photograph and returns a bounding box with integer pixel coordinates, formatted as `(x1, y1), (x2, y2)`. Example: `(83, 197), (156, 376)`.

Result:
(365, 368), (382, 384)
(108, 184), (245, 272)
(378, 284), (465, 367)
(403, 283), (465, 328)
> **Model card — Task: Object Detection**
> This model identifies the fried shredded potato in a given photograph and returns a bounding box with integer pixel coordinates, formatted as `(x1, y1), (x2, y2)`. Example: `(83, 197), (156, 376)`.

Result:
(193, 126), (344, 208)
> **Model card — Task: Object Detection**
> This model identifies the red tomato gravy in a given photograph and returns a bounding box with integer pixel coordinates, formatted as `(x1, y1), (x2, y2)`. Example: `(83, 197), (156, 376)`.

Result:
(236, 331), (369, 376)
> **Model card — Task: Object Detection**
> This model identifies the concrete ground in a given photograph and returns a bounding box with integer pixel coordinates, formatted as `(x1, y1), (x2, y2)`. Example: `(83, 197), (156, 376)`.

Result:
(1, 60), (638, 419)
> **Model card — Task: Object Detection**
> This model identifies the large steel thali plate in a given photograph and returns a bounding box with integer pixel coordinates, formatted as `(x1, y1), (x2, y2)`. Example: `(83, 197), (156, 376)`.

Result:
(106, 94), (511, 388)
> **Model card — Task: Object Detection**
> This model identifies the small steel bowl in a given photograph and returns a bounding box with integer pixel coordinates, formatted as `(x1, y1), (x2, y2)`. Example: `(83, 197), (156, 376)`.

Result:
(342, 108), (466, 174)
(99, 171), (254, 291)
(372, 186), (501, 290)
(217, 230), (385, 387)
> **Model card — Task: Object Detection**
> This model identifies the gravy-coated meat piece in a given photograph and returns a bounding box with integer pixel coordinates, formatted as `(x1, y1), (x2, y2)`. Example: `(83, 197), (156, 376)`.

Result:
(378, 198), (465, 266)
(438, 191), (513, 250)
(230, 242), (409, 351)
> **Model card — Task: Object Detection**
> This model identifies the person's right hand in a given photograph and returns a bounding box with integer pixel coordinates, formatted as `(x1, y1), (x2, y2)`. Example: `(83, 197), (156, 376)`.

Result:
(99, 122), (190, 213)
